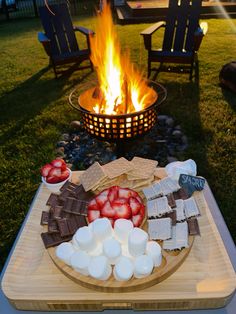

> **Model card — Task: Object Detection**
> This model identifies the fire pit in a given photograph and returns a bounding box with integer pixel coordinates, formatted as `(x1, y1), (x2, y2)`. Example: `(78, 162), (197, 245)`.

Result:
(69, 1), (166, 152)
(69, 81), (166, 142)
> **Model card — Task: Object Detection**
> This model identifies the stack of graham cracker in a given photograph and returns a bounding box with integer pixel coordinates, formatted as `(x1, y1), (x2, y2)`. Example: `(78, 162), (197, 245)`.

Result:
(79, 157), (166, 193)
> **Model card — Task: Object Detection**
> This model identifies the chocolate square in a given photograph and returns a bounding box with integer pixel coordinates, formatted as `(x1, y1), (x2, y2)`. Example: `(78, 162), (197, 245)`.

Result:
(41, 232), (72, 249)
(167, 193), (176, 208)
(50, 206), (63, 220)
(48, 219), (59, 234)
(57, 218), (71, 237)
(187, 218), (200, 235)
(40, 211), (50, 225)
(173, 187), (189, 200)
(46, 193), (60, 207)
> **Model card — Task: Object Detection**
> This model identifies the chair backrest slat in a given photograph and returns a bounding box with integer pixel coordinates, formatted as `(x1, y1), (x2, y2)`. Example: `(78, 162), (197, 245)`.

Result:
(162, 0), (178, 51)
(185, 0), (202, 51)
(39, 3), (79, 57)
(162, 0), (202, 52)
(173, 0), (189, 51)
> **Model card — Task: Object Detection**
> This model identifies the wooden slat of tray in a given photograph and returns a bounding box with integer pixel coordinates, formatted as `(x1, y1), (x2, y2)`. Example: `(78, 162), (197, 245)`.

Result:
(1, 171), (236, 311)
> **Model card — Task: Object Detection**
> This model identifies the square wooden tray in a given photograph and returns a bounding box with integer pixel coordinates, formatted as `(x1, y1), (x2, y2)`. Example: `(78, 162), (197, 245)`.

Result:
(1, 171), (236, 311)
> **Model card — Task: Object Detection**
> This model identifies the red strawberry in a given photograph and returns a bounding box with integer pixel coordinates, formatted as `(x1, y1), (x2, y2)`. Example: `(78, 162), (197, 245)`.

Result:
(101, 200), (116, 218)
(88, 198), (99, 211)
(132, 214), (143, 227)
(60, 163), (67, 171)
(51, 159), (66, 168)
(113, 201), (132, 220)
(48, 167), (61, 178)
(108, 186), (119, 203)
(46, 176), (60, 184)
(136, 195), (143, 204)
(139, 205), (145, 217)
(88, 210), (100, 223)
(41, 164), (53, 177)
(96, 189), (109, 208)
(129, 197), (142, 215)
(58, 169), (70, 182)
(118, 188), (133, 199)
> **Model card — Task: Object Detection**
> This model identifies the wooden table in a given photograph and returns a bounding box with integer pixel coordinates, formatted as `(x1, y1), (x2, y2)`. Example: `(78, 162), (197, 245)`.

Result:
(0, 177), (236, 313)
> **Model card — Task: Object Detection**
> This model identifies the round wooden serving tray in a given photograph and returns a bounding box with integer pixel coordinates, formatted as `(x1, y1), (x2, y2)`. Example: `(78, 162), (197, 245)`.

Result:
(48, 229), (194, 293)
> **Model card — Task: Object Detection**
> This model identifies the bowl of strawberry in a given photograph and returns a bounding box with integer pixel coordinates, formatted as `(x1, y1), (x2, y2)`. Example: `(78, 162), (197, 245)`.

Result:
(41, 159), (72, 192)
(87, 186), (146, 228)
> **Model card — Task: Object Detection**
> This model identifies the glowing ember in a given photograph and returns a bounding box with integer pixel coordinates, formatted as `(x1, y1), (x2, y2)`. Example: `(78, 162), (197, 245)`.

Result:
(89, 0), (157, 115)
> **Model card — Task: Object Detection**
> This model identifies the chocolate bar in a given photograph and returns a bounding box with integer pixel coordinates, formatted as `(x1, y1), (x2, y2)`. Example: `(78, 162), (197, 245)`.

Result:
(167, 193), (176, 208)
(173, 187), (189, 200)
(60, 181), (78, 192)
(163, 210), (177, 226)
(48, 219), (59, 234)
(40, 211), (50, 225)
(57, 216), (88, 237)
(50, 205), (63, 220)
(41, 232), (72, 249)
(72, 184), (94, 201)
(46, 193), (60, 207)
(63, 197), (88, 216)
(59, 189), (74, 202)
(187, 217), (200, 235)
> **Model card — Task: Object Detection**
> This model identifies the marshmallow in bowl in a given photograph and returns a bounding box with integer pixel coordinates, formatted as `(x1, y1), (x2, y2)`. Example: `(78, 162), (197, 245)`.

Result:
(114, 218), (133, 243)
(103, 237), (121, 265)
(134, 255), (154, 278)
(128, 228), (148, 257)
(113, 256), (134, 281)
(88, 255), (112, 280)
(74, 226), (96, 252)
(146, 241), (162, 267)
(70, 251), (91, 276)
(91, 217), (113, 241)
(56, 242), (75, 266)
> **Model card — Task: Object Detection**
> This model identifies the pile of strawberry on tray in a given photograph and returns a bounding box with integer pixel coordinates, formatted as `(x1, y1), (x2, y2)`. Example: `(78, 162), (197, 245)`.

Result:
(87, 186), (145, 227)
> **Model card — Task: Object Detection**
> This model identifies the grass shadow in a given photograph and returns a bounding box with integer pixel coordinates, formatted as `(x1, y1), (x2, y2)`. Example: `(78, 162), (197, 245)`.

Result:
(221, 87), (236, 111)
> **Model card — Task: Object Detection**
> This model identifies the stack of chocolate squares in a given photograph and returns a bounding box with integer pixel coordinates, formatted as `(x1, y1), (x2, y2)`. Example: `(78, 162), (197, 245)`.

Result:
(143, 177), (201, 250)
(41, 181), (94, 248)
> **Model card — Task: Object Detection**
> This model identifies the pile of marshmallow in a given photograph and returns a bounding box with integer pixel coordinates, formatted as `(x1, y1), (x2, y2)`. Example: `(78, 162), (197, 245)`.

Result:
(56, 218), (162, 281)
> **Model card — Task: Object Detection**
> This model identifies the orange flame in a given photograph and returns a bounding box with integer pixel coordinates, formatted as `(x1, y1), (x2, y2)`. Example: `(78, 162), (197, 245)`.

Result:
(89, 1), (156, 115)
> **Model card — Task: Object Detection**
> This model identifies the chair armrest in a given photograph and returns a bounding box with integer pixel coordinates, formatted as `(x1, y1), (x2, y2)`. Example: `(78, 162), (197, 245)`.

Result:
(140, 21), (165, 50)
(194, 22), (208, 51)
(38, 32), (51, 57)
(140, 21), (165, 36)
(74, 26), (94, 36)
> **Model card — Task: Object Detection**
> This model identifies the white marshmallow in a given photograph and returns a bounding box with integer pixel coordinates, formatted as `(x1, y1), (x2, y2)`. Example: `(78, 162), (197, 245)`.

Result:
(56, 242), (75, 266)
(134, 255), (154, 278)
(113, 256), (134, 281)
(114, 219), (134, 243)
(91, 218), (113, 241)
(146, 241), (162, 267)
(70, 251), (91, 276)
(88, 256), (112, 280)
(74, 226), (96, 252)
(103, 237), (121, 265)
(72, 234), (81, 251)
(128, 228), (148, 257)
(89, 241), (103, 256)
(121, 244), (135, 261)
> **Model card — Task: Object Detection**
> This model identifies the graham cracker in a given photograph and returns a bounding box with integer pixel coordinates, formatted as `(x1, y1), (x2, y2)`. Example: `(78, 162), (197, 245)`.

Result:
(102, 157), (133, 179)
(127, 157), (158, 180)
(80, 162), (106, 192)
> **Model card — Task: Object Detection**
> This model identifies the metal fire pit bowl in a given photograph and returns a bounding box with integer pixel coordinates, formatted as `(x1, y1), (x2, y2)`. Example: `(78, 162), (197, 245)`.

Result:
(69, 81), (167, 142)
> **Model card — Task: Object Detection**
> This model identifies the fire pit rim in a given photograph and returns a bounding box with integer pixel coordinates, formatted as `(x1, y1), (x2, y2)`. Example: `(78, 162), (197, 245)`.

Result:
(68, 81), (167, 118)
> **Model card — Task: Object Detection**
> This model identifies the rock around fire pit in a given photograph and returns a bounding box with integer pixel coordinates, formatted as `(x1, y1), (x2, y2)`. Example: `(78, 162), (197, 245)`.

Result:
(56, 115), (188, 170)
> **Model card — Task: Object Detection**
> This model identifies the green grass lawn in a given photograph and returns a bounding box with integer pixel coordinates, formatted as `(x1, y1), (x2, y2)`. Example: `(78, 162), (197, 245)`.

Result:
(0, 16), (235, 272)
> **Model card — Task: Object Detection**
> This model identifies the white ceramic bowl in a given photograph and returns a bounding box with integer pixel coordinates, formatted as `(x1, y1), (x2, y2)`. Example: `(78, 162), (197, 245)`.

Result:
(42, 168), (72, 193)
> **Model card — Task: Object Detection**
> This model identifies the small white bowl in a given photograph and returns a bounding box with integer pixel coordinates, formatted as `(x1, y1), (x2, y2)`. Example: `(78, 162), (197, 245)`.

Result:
(42, 168), (72, 193)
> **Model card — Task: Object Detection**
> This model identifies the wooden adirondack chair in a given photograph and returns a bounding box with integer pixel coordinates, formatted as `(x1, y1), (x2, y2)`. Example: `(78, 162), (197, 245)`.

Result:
(38, 3), (94, 78)
(141, 0), (208, 80)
